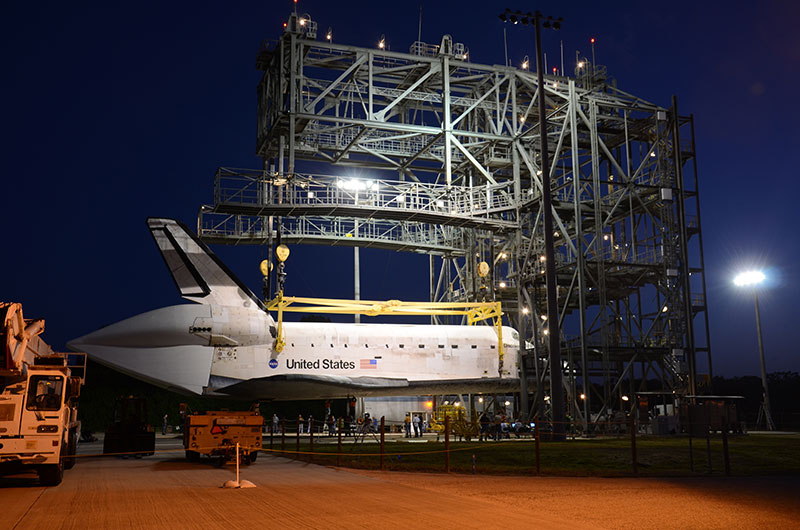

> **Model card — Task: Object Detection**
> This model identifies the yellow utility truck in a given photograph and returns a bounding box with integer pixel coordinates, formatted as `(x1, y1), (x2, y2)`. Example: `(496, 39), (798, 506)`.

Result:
(182, 406), (263, 465)
(0, 302), (86, 485)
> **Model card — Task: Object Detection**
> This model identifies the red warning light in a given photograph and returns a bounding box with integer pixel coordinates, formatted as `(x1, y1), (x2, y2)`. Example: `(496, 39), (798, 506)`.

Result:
(552, 67), (557, 73)
(590, 37), (596, 44)
(283, 22), (287, 28)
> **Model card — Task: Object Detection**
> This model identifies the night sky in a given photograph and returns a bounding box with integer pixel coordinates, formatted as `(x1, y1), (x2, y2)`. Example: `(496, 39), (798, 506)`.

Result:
(3, 0), (799, 378)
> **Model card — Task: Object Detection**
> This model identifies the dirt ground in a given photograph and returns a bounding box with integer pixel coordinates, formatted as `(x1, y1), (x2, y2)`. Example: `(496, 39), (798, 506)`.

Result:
(1, 439), (798, 529)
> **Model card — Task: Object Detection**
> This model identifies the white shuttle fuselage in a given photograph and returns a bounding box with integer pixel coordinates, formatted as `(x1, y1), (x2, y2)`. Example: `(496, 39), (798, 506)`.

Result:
(68, 219), (521, 400)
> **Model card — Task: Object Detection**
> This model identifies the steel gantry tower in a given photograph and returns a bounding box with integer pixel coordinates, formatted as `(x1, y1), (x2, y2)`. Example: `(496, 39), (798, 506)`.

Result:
(197, 13), (712, 430)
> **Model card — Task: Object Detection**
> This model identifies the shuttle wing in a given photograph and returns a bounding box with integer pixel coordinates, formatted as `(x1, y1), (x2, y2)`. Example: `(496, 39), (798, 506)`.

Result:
(147, 218), (266, 310)
(213, 374), (519, 400)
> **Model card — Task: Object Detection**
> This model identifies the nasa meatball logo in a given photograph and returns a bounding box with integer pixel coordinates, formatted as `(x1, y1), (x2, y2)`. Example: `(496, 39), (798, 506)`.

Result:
(268, 359), (278, 369)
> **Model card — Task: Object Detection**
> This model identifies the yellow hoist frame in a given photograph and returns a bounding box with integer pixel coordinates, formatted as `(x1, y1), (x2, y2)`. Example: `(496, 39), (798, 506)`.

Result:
(266, 293), (504, 372)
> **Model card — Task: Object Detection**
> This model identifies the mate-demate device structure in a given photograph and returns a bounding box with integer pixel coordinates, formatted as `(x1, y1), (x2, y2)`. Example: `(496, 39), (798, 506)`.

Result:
(197, 11), (711, 432)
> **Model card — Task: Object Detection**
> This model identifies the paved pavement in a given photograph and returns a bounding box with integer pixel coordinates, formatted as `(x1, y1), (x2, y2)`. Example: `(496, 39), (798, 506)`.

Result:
(1, 438), (798, 529)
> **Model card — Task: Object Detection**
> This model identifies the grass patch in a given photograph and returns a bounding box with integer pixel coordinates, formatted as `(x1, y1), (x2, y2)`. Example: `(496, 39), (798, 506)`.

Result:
(263, 433), (800, 477)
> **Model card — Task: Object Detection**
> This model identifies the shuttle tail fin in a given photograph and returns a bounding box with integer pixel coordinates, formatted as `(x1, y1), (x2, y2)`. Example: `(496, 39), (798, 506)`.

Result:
(147, 218), (266, 310)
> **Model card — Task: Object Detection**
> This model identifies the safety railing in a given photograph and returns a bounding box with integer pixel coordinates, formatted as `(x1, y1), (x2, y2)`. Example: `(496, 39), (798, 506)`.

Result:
(198, 211), (466, 254)
(211, 168), (518, 225)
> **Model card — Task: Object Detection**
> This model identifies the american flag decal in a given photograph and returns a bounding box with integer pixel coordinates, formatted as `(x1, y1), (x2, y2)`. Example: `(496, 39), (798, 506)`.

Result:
(360, 358), (378, 369)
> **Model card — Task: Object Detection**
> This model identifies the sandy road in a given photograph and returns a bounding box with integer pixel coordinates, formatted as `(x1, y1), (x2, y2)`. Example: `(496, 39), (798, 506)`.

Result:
(1, 439), (798, 529)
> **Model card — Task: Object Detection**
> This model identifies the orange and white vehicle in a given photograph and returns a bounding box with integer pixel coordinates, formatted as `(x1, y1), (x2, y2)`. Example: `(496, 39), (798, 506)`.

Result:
(182, 405), (263, 465)
(0, 302), (86, 486)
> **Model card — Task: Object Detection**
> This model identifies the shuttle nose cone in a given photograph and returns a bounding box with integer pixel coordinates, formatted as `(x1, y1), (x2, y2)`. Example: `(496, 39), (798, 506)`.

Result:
(68, 304), (211, 349)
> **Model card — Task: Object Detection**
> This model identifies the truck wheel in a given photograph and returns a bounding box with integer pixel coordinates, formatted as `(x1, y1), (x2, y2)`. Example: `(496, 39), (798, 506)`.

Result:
(39, 464), (63, 486)
(248, 451), (258, 464)
(64, 432), (78, 470)
(214, 456), (225, 467)
(185, 450), (199, 462)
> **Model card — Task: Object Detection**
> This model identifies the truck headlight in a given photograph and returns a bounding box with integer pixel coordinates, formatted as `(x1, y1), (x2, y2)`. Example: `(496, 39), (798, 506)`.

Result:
(37, 425), (59, 433)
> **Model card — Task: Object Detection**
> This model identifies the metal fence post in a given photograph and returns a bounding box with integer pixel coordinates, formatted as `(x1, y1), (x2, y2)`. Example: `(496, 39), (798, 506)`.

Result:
(630, 414), (638, 475)
(444, 414), (450, 473)
(705, 402), (712, 474)
(380, 416), (385, 471)
(337, 417), (342, 467)
(309, 417), (314, 463)
(534, 415), (540, 475)
(722, 406), (730, 476)
(296, 416), (300, 459)
(281, 419), (286, 455)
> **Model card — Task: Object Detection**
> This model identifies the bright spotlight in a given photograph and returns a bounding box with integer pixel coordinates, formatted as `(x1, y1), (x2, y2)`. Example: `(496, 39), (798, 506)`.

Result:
(621, 395), (629, 402)
(734, 270), (766, 287)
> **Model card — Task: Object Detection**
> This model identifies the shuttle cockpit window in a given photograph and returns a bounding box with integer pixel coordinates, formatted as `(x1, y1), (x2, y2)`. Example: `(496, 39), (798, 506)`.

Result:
(26, 375), (64, 411)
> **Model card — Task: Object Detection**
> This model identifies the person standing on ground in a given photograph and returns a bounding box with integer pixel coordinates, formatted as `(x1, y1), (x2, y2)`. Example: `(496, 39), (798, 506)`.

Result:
(479, 412), (490, 441)
(412, 414), (421, 437)
(298, 414), (305, 434)
(272, 413), (279, 434)
(326, 414), (335, 436)
(404, 413), (412, 438)
(162, 413), (168, 436)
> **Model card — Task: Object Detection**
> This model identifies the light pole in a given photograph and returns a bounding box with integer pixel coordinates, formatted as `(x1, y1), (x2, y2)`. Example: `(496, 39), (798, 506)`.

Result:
(734, 270), (775, 431)
(499, 9), (565, 439)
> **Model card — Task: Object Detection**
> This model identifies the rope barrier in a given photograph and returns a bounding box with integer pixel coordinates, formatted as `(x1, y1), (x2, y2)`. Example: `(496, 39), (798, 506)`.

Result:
(70, 439), (535, 460)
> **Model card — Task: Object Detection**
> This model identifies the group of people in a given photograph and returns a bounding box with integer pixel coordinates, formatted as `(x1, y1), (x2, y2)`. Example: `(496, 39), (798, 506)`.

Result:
(478, 413), (527, 441)
(403, 413), (426, 438)
(269, 412), (364, 436)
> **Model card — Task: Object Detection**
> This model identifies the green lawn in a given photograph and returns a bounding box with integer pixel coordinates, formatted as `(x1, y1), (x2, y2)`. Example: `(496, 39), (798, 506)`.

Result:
(261, 433), (800, 477)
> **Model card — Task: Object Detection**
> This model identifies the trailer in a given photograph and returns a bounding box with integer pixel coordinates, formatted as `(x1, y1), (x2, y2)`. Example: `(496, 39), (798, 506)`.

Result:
(0, 302), (86, 485)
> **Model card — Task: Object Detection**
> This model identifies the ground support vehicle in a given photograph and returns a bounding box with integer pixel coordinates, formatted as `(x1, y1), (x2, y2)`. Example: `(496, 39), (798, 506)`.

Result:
(183, 408), (263, 466)
(103, 396), (155, 457)
(0, 302), (86, 486)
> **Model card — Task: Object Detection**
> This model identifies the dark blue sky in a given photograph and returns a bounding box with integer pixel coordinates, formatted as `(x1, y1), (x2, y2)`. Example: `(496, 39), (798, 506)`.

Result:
(3, 0), (798, 377)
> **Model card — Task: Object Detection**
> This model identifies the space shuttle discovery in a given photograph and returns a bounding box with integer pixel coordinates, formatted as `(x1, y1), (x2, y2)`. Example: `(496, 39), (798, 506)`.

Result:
(68, 219), (521, 399)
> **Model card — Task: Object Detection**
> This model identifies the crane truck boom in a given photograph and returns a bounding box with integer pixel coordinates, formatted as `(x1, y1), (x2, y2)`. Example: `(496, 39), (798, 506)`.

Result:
(0, 302), (86, 486)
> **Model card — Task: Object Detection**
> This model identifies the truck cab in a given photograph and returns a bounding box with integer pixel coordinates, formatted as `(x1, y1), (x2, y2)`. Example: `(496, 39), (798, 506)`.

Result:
(0, 363), (82, 485)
